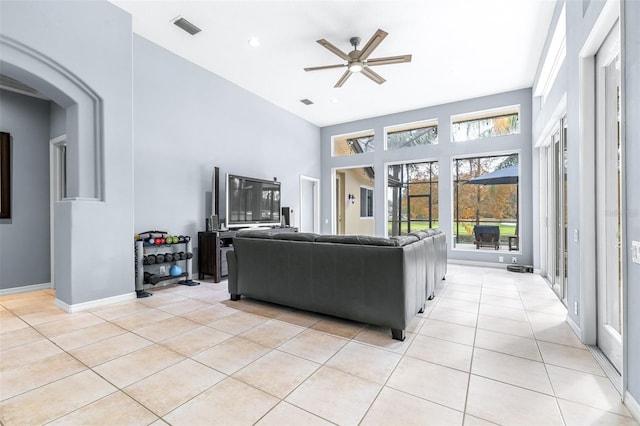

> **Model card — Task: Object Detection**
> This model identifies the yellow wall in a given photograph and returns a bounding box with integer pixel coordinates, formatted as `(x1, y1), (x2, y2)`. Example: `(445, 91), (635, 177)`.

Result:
(343, 167), (375, 236)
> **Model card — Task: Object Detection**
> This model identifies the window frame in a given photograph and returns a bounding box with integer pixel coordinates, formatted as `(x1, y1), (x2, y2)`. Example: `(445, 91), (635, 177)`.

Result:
(384, 119), (439, 150)
(360, 186), (374, 218)
(451, 150), (521, 253)
(331, 129), (375, 157)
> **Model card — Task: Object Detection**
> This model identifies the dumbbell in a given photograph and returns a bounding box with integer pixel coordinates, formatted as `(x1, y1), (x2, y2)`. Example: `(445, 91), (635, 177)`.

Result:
(176, 252), (185, 260)
(155, 254), (165, 263)
(143, 272), (160, 285)
(178, 235), (185, 243)
(146, 254), (156, 265)
(164, 253), (174, 262)
(142, 256), (149, 265)
(185, 252), (193, 259)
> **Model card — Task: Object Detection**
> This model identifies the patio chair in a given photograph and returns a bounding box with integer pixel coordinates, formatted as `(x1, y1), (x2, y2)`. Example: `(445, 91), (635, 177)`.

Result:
(473, 225), (500, 250)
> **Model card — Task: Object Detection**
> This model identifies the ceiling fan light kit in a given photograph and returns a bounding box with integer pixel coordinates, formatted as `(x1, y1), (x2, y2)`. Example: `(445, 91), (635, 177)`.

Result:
(304, 28), (412, 88)
(348, 61), (364, 73)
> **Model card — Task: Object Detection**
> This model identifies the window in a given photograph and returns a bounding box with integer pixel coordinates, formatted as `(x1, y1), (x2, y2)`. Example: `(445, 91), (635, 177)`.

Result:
(452, 154), (519, 251)
(360, 187), (373, 218)
(451, 106), (520, 142)
(534, 4), (566, 107)
(332, 130), (374, 156)
(387, 161), (439, 236)
(386, 120), (438, 150)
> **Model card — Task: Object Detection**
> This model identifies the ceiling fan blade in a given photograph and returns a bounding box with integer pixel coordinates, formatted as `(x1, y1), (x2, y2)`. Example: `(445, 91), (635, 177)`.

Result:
(334, 70), (352, 88)
(317, 39), (350, 61)
(304, 64), (347, 72)
(366, 54), (412, 67)
(361, 67), (386, 85)
(359, 29), (388, 60)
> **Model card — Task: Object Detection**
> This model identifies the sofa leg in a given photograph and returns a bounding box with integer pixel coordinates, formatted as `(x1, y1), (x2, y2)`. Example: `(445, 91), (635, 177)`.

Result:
(427, 293), (434, 300)
(391, 328), (405, 341)
(230, 294), (241, 301)
(418, 305), (425, 313)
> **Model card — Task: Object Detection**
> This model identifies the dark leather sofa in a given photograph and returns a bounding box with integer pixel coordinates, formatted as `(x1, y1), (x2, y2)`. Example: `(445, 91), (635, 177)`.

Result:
(226, 229), (447, 340)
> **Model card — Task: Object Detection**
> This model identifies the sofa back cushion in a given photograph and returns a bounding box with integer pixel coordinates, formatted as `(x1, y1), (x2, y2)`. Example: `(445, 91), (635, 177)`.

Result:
(315, 235), (399, 246)
(272, 232), (318, 242)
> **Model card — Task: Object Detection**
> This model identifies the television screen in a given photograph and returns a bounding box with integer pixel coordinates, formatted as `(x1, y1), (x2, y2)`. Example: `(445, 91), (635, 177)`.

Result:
(226, 174), (281, 228)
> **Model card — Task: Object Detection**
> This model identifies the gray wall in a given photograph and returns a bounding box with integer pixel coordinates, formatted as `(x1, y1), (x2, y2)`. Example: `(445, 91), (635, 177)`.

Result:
(132, 36), (321, 271)
(321, 89), (533, 266)
(531, 0), (640, 409)
(0, 1), (321, 303)
(0, 90), (51, 289)
(1, 0), (135, 305)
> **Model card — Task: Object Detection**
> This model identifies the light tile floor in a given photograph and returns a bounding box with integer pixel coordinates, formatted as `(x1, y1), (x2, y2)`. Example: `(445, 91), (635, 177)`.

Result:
(1, 264), (638, 425)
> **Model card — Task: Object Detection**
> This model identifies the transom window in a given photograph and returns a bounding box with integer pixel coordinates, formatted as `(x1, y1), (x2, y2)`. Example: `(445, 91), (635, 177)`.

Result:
(385, 120), (438, 150)
(451, 106), (520, 142)
(333, 130), (375, 156)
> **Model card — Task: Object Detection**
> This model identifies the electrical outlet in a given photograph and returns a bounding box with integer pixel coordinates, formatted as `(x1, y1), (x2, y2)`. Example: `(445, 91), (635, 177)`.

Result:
(499, 256), (504, 263)
(512, 257), (518, 264)
(632, 241), (640, 264)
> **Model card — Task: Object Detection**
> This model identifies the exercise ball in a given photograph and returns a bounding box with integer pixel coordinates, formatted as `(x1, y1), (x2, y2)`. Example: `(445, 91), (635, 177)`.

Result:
(169, 265), (183, 277)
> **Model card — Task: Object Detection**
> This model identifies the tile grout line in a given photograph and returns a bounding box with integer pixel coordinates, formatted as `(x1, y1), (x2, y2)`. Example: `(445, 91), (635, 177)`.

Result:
(516, 274), (568, 426)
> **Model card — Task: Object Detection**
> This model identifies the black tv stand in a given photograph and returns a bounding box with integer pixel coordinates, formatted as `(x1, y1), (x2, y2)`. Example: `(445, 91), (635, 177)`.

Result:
(198, 226), (297, 282)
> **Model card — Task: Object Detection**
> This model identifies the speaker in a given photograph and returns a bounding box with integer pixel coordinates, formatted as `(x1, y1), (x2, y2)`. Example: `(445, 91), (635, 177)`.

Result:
(211, 166), (220, 216)
(281, 207), (290, 227)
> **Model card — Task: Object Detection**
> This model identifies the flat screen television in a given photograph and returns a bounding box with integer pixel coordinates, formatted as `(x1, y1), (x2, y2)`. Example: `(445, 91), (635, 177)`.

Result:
(225, 174), (281, 228)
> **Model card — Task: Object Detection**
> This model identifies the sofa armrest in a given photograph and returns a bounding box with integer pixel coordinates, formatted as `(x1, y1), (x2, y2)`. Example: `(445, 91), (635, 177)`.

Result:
(226, 250), (240, 300)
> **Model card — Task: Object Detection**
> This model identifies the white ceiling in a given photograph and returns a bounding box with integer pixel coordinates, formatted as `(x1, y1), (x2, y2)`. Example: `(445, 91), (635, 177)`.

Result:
(110, 0), (556, 127)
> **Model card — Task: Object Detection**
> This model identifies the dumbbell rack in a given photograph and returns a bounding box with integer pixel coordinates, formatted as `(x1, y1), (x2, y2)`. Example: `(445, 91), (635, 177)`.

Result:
(134, 231), (198, 298)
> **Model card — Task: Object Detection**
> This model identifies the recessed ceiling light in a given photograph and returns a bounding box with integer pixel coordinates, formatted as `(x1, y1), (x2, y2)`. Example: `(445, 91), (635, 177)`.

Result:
(331, 98), (340, 104)
(248, 37), (260, 48)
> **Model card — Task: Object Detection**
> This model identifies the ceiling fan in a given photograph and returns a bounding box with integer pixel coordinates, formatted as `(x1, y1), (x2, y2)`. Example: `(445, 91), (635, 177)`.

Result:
(304, 29), (412, 88)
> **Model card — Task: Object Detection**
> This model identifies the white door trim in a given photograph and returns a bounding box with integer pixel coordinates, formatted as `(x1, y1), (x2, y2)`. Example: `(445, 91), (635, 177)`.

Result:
(299, 175), (320, 233)
(577, 0), (620, 346)
(49, 134), (66, 290)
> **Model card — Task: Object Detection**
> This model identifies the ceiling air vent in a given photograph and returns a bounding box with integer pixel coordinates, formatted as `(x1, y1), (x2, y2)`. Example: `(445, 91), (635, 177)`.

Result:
(173, 17), (201, 35)
(300, 99), (314, 105)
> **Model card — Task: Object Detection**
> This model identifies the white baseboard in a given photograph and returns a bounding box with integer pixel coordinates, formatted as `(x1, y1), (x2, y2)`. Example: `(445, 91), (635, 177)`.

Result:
(0, 282), (51, 296)
(624, 390), (640, 423)
(448, 259), (507, 269)
(54, 292), (136, 313)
